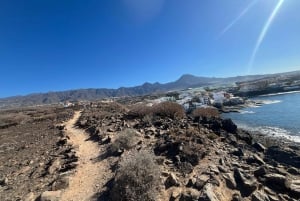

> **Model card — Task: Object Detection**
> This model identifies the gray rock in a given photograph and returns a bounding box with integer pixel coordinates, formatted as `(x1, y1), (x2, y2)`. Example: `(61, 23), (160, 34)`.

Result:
(171, 188), (182, 200)
(287, 167), (299, 175)
(209, 165), (219, 175)
(222, 173), (236, 189)
(251, 191), (270, 201)
(286, 179), (300, 198)
(254, 166), (267, 177)
(234, 168), (257, 197)
(24, 192), (36, 201)
(179, 189), (200, 201)
(231, 148), (244, 157)
(39, 191), (62, 201)
(267, 195), (280, 201)
(51, 177), (69, 190)
(0, 177), (8, 186)
(252, 142), (266, 152)
(246, 154), (265, 165)
(199, 183), (221, 201)
(165, 173), (180, 188)
(217, 166), (227, 173)
(264, 174), (287, 192)
(231, 193), (242, 201)
(48, 158), (62, 174)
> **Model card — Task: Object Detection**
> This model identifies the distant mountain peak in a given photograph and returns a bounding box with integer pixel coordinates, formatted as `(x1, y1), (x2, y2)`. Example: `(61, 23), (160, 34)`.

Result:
(1, 70), (299, 109)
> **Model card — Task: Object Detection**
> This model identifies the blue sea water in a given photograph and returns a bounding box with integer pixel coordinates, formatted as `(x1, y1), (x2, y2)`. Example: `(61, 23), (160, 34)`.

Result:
(222, 91), (300, 142)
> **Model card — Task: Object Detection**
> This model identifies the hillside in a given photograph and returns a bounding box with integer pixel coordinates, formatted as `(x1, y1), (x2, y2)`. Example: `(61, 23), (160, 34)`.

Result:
(1, 70), (300, 109)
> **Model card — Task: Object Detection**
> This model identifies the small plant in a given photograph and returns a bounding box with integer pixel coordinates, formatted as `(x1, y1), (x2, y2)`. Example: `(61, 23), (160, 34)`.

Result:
(108, 129), (139, 156)
(110, 150), (160, 201)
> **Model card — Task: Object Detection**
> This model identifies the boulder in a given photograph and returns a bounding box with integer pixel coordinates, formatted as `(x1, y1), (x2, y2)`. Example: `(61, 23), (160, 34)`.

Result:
(39, 191), (62, 201)
(221, 119), (237, 134)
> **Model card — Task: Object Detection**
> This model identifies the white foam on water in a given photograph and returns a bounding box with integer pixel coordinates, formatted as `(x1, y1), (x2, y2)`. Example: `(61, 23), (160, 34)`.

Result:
(237, 123), (300, 143)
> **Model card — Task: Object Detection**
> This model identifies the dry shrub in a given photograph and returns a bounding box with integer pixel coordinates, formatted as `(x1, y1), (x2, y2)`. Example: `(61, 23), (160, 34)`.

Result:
(127, 104), (152, 118)
(153, 101), (185, 119)
(108, 129), (139, 155)
(110, 150), (160, 201)
(192, 107), (220, 119)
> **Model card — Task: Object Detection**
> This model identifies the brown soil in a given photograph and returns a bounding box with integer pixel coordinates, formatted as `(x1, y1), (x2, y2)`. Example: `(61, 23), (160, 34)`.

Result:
(0, 107), (74, 201)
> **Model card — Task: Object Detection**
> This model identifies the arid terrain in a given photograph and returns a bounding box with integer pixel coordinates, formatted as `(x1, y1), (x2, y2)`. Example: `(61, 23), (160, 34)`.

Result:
(0, 101), (300, 201)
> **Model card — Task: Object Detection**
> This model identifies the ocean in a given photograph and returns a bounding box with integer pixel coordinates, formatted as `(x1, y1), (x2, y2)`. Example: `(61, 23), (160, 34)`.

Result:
(222, 91), (300, 143)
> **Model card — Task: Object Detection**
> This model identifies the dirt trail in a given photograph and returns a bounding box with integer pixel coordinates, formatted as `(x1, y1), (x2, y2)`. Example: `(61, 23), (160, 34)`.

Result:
(61, 111), (111, 201)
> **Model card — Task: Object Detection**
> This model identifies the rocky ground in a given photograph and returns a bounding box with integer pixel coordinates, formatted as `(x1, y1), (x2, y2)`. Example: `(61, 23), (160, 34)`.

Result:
(0, 106), (76, 201)
(76, 101), (300, 201)
(1, 101), (300, 201)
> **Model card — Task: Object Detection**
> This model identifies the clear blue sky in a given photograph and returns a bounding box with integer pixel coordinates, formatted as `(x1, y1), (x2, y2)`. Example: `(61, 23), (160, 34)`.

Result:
(1, 0), (300, 98)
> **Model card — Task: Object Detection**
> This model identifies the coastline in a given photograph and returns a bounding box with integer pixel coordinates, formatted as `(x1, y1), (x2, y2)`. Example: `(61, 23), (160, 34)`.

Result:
(222, 90), (300, 144)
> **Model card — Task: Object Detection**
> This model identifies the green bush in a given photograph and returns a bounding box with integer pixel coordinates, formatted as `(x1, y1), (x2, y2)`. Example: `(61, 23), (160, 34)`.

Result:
(110, 150), (160, 201)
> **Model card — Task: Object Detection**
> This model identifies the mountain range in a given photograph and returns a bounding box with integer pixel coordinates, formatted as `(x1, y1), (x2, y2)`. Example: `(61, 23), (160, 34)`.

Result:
(1, 70), (300, 109)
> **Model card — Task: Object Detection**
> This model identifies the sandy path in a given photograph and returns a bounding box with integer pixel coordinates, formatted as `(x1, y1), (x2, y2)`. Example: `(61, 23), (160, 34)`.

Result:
(61, 111), (110, 201)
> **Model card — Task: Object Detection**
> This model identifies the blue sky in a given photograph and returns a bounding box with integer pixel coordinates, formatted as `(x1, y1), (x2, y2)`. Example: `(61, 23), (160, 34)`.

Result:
(1, 0), (300, 98)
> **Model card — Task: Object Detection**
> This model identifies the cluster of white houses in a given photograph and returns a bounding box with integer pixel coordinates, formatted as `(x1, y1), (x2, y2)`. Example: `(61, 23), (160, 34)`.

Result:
(153, 89), (244, 111)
